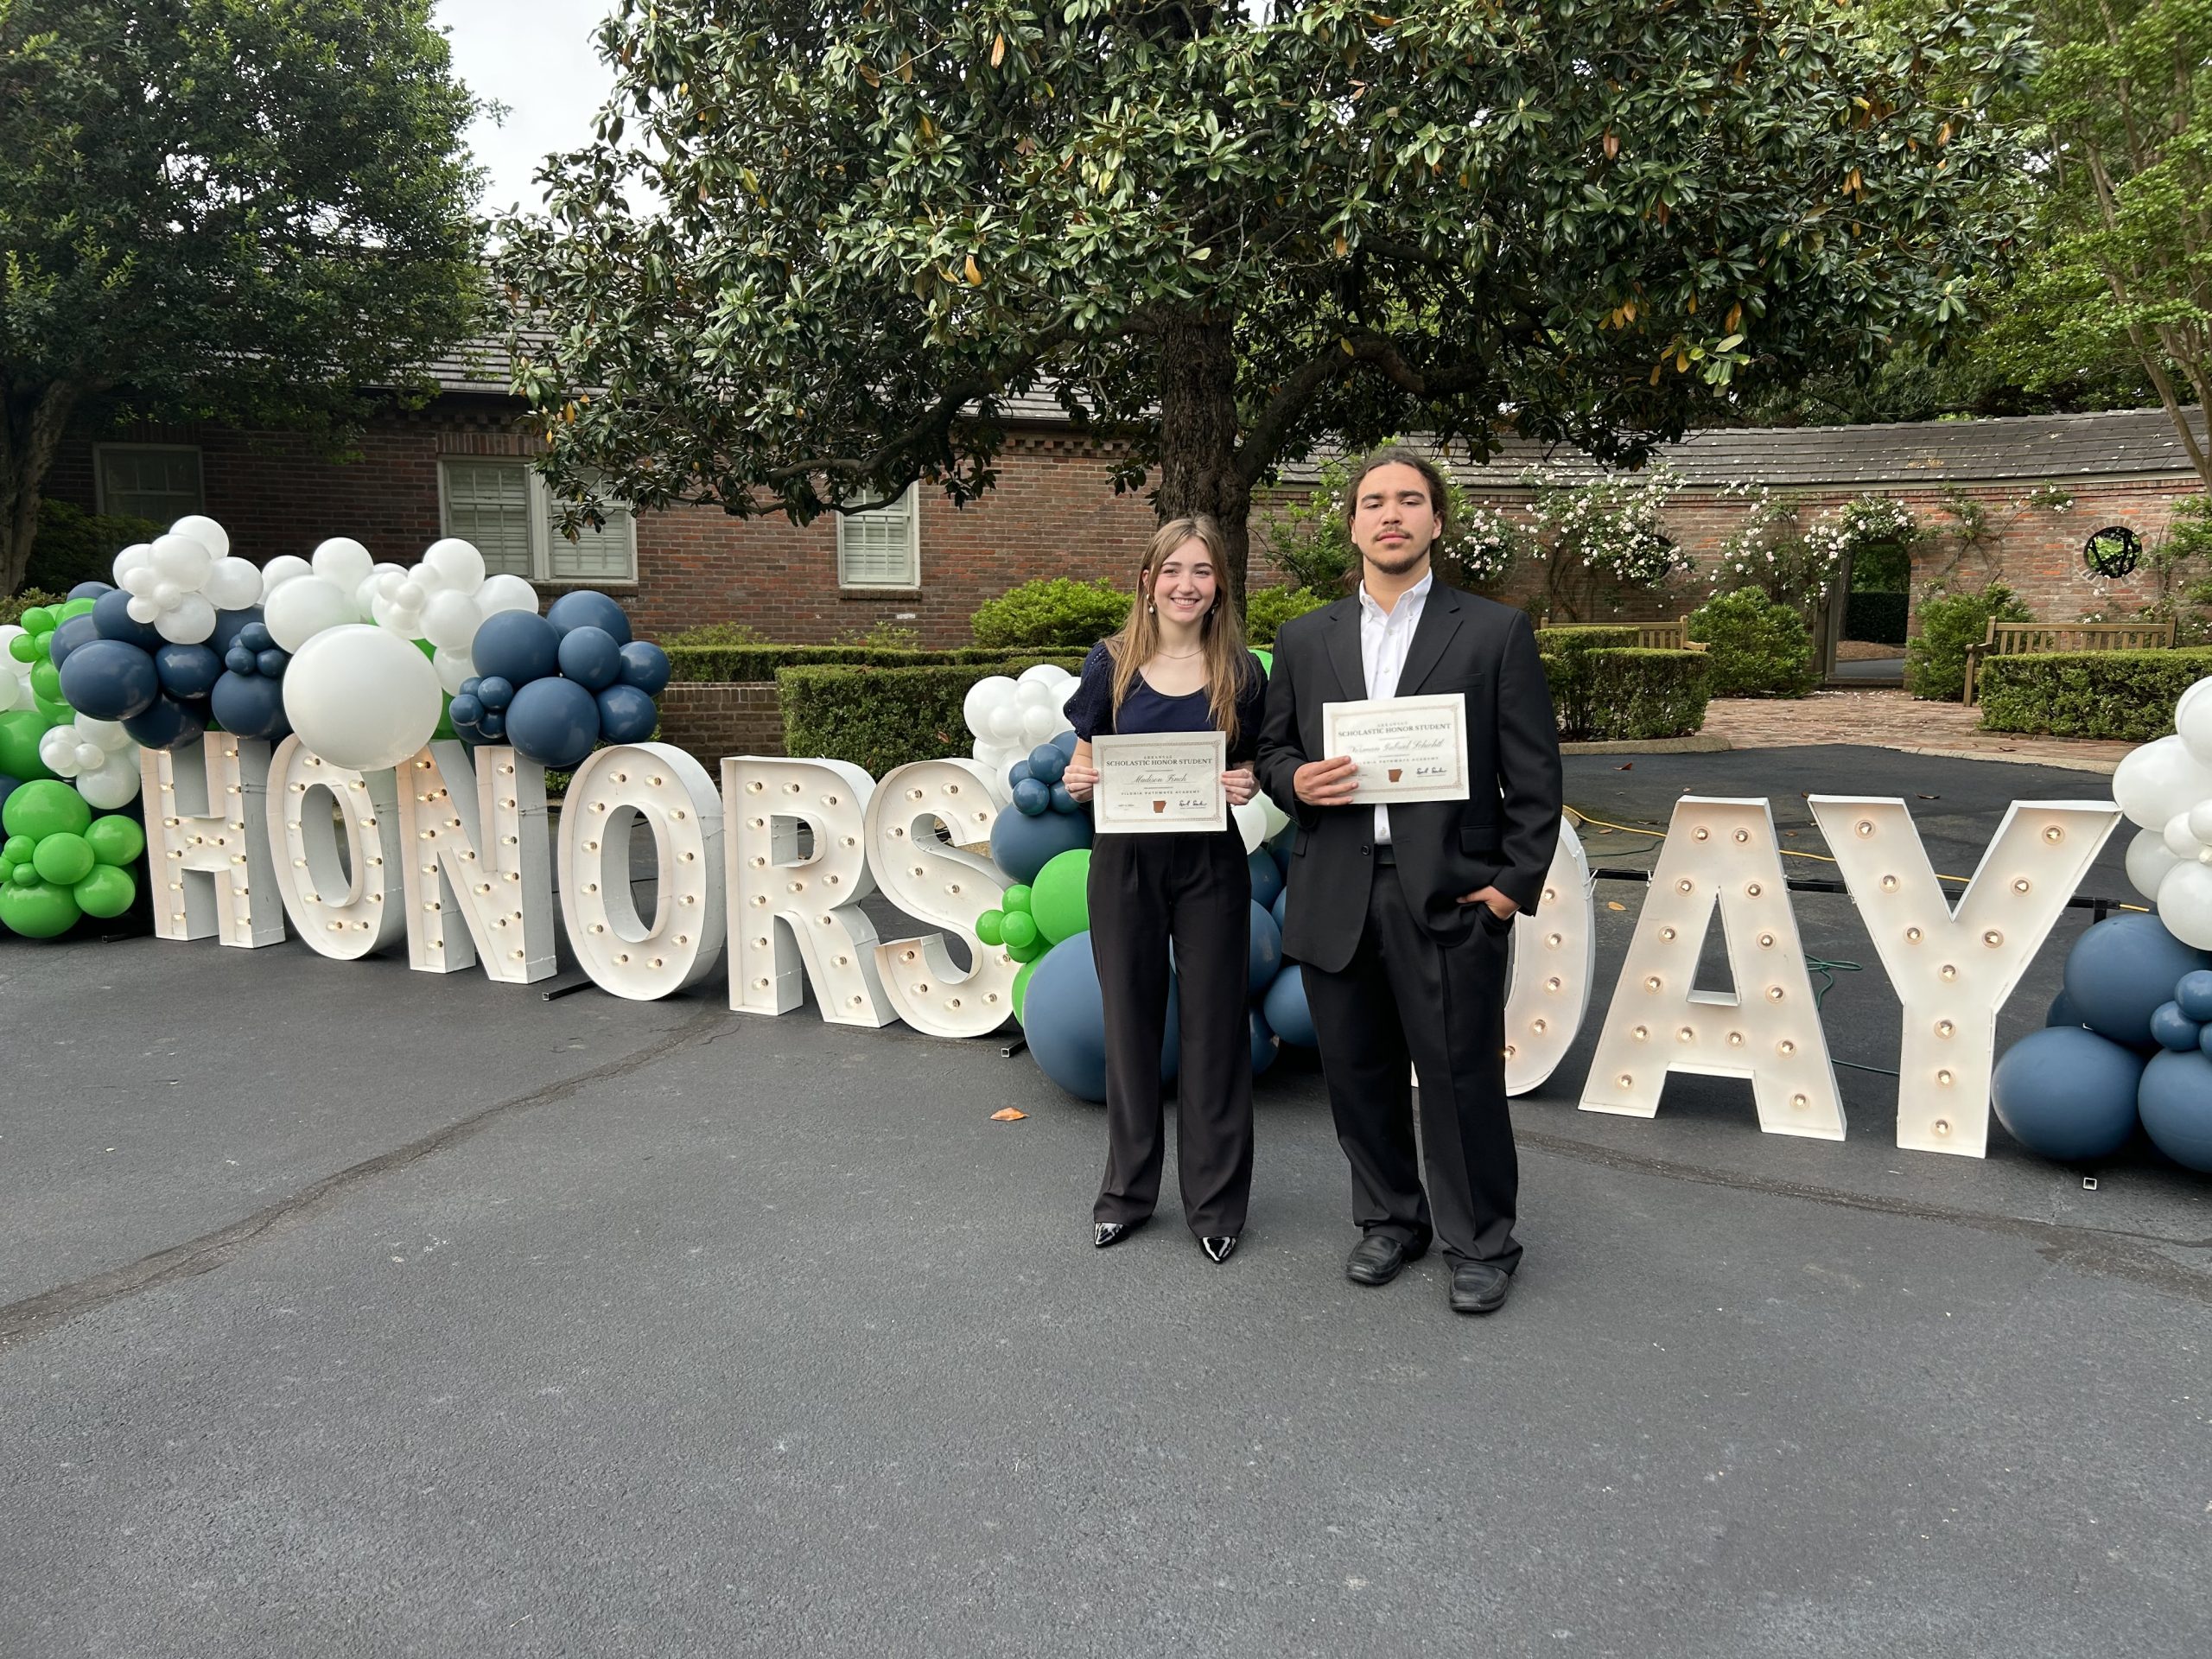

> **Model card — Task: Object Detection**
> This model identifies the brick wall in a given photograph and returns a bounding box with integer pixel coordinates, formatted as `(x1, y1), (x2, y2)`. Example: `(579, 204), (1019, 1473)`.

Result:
(655, 683), (785, 760)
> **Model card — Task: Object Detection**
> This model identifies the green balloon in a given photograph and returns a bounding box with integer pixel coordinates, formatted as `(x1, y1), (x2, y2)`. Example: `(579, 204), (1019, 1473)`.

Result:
(0, 714), (58, 782)
(72, 862), (136, 919)
(0, 879), (79, 938)
(976, 908), (1005, 947)
(59, 596), (96, 620)
(1012, 956), (1040, 1022)
(8, 862), (35, 887)
(1, 835), (31, 865)
(31, 695), (72, 726)
(1007, 930), (1046, 964)
(20, 607), (54, 638)
(31, 831), (94, 886)
(1002, 882), (1033, 915)
(29, 659), (62, 702)
(85, 815), (146, 868)
(1000, 909), (1039, 952)
(6, 633), (35, 663)
(1254, 648), (1274, 677)
(3, 779), (91, 841)
(1029, 849), (1091, 945)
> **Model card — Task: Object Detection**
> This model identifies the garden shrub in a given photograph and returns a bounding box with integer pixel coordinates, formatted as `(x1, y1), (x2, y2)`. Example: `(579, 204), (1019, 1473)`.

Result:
(969, 577), (1131, 650)
(1245, 585), (1327, 645)
(1976, 649), (2212, 742)
(1542, 647), (1712, 741)
(1535, 625), (1643, 658)
(1685, 589), (1816, 698)
(23, 500), (160, 595)
(1907, 582), (2031, 701)
(0, 588), (67, 627)
(779, 656), (1088, 777)
(662, 644), (1015, 683)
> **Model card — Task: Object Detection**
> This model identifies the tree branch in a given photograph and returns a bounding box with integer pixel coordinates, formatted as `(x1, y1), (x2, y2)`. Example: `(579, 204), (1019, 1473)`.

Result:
(1235, 334), (1495, 486)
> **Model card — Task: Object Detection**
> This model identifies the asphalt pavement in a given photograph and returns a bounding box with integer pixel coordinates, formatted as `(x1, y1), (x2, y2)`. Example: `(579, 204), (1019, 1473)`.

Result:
(1, 746), (2206, 1658)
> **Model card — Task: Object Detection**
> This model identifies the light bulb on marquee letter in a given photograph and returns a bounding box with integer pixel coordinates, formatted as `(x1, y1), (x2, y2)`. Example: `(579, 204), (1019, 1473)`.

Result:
(560, 743), (726, 1001)
(1581, 797), (1845, 1140)
(863, 759), (1016, 1039)
(265, 736), (404, 959)
(139, 734), (283, 947)
(1504, 817), (1595, 1096)
(394, 741), (556, 983)
(1808, 795), (2120, 1158)
(722, 756), (893, 1027)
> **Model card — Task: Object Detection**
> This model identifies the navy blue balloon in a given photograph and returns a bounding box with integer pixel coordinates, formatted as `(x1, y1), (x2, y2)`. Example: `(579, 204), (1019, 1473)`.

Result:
(1992, 1027), (2144, 1161)
(208, 607), (261, 657)
(1020, 932), (1179, 1101)
(67, 581), (113, 602)
(255, 648), (289, 679)
(208, 671), (290, 741)
(1051, 730), (1078, 760)
(545, 589), (632, 645)
(47, 613), (97, 667)
(1262, 962), (1317, 1046)
(1248, 847), (1284, 912)
(458, 676), (481, 698)
(2046, 988), (2084, 1028)
(2152, 1001), (2203, 1052)
(2063, 914), (2212, 1049)
(989, 795), (1093, 885)
(57, 639), (160, 721)
(1247, 899), (1281, 995)
(1027, 745), (1068, 785)
(472, 611), (561, 686)
(556, 625), (624, 692)
(123, 694), (207, 752)
(616, 640), (671, 695)
(1008, 759), (1034, 787)
(1013, 778), (1052, 817)
(448, 692), (485, 728)
(1271, 887), (1287, 936)
(2139, 1050), (2212, 1173)
(90, 588), (162, 651)
(154, 643), (223, 700)
(505, 676), (601, 768)
(594, 683), (658, 744)
(1249, 1007), (1280, 1077)
(1048, 783), (1078, 814)
(2177, 969), (2212, 1023)
(475, 675), (515, 713)
(225, 647), (257, 676)
(475, 709), (505, 741)
(237, 622), (274, 655)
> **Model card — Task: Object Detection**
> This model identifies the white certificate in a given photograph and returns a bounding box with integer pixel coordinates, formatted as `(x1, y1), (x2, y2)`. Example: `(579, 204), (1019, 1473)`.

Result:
(1091, 731), (1228, 834)
(1321, 693), (1471, 804)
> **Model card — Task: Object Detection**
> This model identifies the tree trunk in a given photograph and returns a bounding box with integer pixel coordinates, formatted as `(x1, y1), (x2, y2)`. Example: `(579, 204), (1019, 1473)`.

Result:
(0, 377), (79, 594)
(1152, 312), (1253, 603)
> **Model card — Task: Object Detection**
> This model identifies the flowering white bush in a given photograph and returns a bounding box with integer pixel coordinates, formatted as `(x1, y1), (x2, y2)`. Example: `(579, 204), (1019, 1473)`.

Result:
(1522, 462), (1688, 589)
(1453, 505), (1522, 588)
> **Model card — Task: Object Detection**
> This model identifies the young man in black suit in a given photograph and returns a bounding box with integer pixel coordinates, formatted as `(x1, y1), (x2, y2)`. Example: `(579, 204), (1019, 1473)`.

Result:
(1256, 448), (1563, 1315)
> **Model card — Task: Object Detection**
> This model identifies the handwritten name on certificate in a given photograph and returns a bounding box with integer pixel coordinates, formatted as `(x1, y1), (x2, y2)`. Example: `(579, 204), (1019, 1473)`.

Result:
(1091, 731), (1228, 833)
(1321, 693), (1471, 804)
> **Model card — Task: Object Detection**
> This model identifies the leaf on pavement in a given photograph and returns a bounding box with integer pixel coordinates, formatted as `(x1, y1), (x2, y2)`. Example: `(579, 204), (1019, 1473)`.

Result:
(991, 1107), (1028, 1122)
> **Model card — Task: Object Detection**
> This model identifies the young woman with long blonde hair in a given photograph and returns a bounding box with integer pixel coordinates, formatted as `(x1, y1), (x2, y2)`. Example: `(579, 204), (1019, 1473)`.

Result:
(1062, 516), (1266, 1262)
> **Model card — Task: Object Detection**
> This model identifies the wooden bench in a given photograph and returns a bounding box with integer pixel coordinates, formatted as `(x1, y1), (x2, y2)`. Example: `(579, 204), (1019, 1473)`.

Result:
(1962, 619), (2176, 704)
(1538, 618), (1708, 652)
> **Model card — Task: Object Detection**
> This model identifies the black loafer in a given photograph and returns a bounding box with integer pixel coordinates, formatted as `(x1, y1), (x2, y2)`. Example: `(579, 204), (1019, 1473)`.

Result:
(1345, 1233), (1423, 1286)
(1200, 1235), (1237, 1264)
(1094, 1217), (1147, 1249)
(1449, 1262), (1511, 1315)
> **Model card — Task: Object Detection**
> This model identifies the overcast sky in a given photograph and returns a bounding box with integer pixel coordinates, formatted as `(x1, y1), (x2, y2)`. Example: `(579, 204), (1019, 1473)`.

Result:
(436, 0), (621, 218)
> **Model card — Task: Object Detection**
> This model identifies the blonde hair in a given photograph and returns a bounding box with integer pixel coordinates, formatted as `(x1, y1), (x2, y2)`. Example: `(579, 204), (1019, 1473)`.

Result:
(1106, 516), (1253, 747)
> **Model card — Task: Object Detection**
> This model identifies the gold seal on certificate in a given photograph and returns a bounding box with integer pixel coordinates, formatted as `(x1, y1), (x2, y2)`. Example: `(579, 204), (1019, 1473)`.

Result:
(1091, 731), (1228, 833)
(1321, 693), (1471, 804)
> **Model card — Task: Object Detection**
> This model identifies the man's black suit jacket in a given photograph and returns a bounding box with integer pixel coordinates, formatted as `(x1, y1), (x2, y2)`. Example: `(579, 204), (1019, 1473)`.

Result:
(1256, 582), (1563, 975)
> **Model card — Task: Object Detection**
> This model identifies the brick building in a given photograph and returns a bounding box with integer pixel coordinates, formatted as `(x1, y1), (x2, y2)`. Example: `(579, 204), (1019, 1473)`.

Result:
(40, 347), (2209, 662)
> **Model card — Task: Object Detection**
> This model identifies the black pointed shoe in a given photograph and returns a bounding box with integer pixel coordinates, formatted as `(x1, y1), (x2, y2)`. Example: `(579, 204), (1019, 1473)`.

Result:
(1345, 1233), (1424, 1286)
(1094, 1217), (1147, 1249)
(1448, 1262), (1512, 1315)
(1200, 1235), (1238, 1264)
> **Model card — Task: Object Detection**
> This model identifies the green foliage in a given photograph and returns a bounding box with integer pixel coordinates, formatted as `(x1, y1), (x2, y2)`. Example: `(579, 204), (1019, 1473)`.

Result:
(0, 588), (66, 628)
(1260, 454), (1518, 594)
(495, 0), (2035, 592)
(21, 499), (158, 596)
(1535, 625), (1643, 657)
(1907, 582), (2034, 701)
(1686, 589), (1817, 698)
(1245, 586), (1329, 645)
(1542, 648), (1712, 741)
(0, 0), (487, 588)
(969, 578), (1131, 651)
(1522, 465), (1688, 618)
(663, 644), (1011, 683)
(664, 620), (770, 648)
(1977, 649), (2212, 741)
(779, 658), (1087, 777)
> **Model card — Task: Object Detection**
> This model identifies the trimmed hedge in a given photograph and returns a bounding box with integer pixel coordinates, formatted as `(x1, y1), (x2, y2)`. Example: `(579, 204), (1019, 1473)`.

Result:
(1535, 625), (1642, 657)
(1542, 646), (1712, 741)
(663, 643), (1015, 683)
(1686, 588), (1815, 698)
(1976, 648), (2212, 742)
(970, 577), (1131, 649)
(779, 656), (1089, 777)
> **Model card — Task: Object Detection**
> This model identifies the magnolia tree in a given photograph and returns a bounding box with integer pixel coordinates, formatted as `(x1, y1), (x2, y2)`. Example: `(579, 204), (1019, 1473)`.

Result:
(496, 0), (2033, 599)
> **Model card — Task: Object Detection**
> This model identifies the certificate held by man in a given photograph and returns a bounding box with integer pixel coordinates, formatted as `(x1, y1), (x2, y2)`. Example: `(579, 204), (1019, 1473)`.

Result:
(1319, 691), (1471, 804)
(1090, 730), (1229, 832)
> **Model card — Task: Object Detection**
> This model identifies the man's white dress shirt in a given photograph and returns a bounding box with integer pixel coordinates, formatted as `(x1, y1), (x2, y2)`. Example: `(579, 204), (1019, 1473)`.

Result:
(1357, 571), (1433, 847)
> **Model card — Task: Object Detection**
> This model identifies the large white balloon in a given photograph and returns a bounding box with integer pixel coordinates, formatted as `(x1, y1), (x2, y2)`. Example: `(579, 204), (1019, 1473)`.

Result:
(420, 589), (482, 651)
(421, 537), (486, 594)
(311, 537), (374, 591)
(125, 595), (161, 625)
(202, 556), (264, 612)
(963, 676), (1017, 740)
(2113, 735), (2212, 831)
(259, 555), (313, 599)
(263, 575), (359, 652)
(1017, 662), (1071, 689)
(76, 756), (142, 809)
(2128, 826), (2186, 901)
(168, 515), (230, 559)
(111, 543), (154, 582)
(154, 593), (217, 645)
(2159, 860), (2212, 950)
(476, 573), (538, 615)
(118, 565), (159, 599)
(283, 625), (444, 772)
(150, 531), (213, 588)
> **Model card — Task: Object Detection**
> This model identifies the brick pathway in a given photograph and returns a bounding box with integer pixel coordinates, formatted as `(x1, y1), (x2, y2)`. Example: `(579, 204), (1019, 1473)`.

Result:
(1700, 690), (2137, 774)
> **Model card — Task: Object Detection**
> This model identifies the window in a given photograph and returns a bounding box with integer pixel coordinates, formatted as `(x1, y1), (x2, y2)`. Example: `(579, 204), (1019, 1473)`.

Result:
(437, 458), (636, 583)
(836, 485), (921, 588)
(95, 446), (204, 523)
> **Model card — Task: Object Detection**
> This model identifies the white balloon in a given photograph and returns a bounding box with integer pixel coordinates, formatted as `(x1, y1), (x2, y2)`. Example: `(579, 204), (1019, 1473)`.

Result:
(168, 515), (230, 559)
(421, 537), (486, 594)
(985, 702), (1024, 742)
(263, 575), (359, 652)
(75, 716), (129, 752)
(475, 573), (538, 615)
(73, 741), (104, 772)
(963, 676), (1017, 739)
(118, 566), (159, 598)
(431, 646), (477, 696)
(369, 594), (425, 637)
(1018, 663), (1072, 687)
(2113, 734), (2212, 831)
(311, 537), (374, 590)
(0, 671), (19, 714)
(155, 594), (217, 644)
(2178, 676), (2212, 741)
(39, 728), (79, 774)
(1258, 791), (1290, 842)
(392, 580), (425, 610)
(111, 543), (154, 582)
(282, 625), (444, 772)
(150, 531), (213, 588)
(152, 580), (181, 607)
(1020, 703), (1061, 745)
(420, 589), (482, 651)
(202, 556), (263, 612)
(2128, 826), (2185, 901)
(2159, 859), (2212, 950)
(75, 757), (142, 810)
(2163, 811), (2202, 861)
(125, 595), (161, 625)
(1232, 798), (1267, 855)
(260, 555), (313, 599)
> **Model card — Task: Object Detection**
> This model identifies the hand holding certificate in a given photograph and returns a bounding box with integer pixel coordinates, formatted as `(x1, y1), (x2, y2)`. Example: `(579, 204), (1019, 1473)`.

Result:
(1319, 693), (1471, 804)
(1091, 731), (1228, 832)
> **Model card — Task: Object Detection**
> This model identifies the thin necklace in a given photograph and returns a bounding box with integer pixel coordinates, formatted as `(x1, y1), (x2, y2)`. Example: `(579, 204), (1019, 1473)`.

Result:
(1154, 646), (1203, 659)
